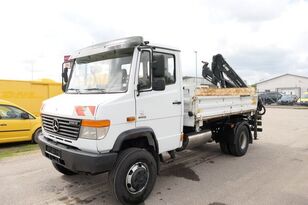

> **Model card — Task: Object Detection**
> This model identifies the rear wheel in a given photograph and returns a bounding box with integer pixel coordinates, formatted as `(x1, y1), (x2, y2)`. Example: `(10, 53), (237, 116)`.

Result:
(109, 148), (157, 205)
(228, 124), (249, 156)
(219, 141), (230, 154)
(52, 162), (77, 175)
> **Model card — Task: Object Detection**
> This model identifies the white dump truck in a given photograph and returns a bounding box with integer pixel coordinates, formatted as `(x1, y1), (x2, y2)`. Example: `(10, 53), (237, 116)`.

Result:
(38, 36), (264, 204)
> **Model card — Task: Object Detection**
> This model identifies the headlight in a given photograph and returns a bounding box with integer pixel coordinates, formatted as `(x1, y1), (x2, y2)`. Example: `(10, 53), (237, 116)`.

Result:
(79, 126), (109, 140)
(79, 120), (110, 140)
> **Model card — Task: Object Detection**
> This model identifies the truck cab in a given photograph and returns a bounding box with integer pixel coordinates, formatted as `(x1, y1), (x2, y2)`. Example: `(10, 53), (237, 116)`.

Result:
(39, 36), (185, 203)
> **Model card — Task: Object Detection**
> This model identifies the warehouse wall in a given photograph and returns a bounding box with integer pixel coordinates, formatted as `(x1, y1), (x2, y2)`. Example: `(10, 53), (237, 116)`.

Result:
(256, 75), (308, 97)
(0, 79), (62, 116)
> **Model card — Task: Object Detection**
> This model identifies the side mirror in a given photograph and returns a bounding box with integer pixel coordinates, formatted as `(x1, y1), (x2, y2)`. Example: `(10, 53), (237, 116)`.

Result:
(153, 77), (165, 91)
(20, 112), (30, 119)
(62, 67), (69, 83)
(62, 67), (69, 92)
(62, 83), (67, 92)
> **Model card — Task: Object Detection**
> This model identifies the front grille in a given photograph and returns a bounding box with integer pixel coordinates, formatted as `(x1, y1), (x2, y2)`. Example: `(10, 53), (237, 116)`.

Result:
(42, 114), (81, 140)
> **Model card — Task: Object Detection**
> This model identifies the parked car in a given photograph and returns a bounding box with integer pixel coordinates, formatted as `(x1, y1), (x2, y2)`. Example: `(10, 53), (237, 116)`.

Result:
(277, 95), (298, 105)
(297, 92), (308, 106)
(0, 99), (41, 144)
(258, 92), (282, 105)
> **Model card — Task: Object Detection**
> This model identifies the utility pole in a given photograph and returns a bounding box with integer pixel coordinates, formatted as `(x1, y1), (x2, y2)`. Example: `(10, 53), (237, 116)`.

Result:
(194, 51), (198, 86)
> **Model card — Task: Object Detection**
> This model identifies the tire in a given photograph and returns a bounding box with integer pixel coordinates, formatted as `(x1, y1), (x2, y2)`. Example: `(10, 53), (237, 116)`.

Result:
(32, 128), (42, 144)
(52, 162), (77, 175)
(219, 141), (230, 154)
(228, 124), (249, 157)
(109, 148), (157, 205)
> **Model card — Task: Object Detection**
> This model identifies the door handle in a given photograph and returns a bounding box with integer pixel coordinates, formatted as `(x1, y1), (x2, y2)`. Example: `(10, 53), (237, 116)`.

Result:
(172, 101), (182, 105)
(0, 124), (7, 126)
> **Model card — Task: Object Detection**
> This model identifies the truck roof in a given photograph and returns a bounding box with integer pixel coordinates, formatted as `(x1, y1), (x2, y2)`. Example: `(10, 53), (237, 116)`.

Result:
(70, 36), (180, 59)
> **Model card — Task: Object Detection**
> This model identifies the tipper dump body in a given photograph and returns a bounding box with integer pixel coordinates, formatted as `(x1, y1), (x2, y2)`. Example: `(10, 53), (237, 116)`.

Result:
(184, 86), (257, 127)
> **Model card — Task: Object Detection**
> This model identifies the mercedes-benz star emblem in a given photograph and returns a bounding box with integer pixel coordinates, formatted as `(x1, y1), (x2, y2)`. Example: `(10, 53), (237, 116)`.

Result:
(52, 119), (60, 132)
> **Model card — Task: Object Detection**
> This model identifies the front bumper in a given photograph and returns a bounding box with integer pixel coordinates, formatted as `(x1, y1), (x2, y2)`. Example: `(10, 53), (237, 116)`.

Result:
(38, 135), (117, 174)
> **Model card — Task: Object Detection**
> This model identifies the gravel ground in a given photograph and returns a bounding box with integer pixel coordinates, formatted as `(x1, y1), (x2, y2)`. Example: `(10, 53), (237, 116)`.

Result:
(1, 108), (308, 205)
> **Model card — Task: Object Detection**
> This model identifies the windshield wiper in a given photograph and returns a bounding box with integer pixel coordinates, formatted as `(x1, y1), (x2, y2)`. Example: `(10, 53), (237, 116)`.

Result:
(83, 88), (106, 93)
(67, 88), (81, 93)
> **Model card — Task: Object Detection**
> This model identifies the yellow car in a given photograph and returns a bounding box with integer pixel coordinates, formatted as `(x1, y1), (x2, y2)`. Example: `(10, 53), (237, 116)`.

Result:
(297, 92), (308, 106)
(0, 99), (41, 144)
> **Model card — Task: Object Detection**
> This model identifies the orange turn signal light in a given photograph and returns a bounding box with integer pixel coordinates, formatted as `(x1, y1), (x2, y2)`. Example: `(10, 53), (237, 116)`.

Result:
(81, 120), (110, 128)
(126, 117), (136, 122)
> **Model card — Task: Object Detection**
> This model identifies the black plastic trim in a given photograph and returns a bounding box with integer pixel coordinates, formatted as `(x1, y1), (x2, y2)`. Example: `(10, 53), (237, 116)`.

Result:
(112, 127), (159, 153)
(38, 135), (117, 174)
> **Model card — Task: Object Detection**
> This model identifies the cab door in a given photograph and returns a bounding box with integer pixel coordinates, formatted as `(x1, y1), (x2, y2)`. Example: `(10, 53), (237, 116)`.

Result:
(0, 105), (31, 143)
(135, 49), (183, 153)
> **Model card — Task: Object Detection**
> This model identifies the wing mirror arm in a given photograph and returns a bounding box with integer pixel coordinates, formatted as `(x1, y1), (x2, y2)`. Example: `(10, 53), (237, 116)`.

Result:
(137, 84), (141, 97)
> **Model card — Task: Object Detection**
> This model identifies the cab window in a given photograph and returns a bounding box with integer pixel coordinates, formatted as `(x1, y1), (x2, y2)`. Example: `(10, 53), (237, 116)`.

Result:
(0, 105), (33, 120)
(138, 51), (151, 90)
(153, 52), (176, 85)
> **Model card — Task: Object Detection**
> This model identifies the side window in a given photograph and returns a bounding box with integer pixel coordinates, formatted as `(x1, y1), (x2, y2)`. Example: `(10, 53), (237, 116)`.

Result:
(138, 51), (151, 90)
(120, 63), (131, 89)
(0, 105), (33, 120)
(153, 53), (176, 85)
(0, 105), (9, 119)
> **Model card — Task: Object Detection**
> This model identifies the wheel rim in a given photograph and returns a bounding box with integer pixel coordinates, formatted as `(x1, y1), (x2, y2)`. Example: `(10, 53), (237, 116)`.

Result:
(239, 132), (247, 150)
(126, 162), (149, 194)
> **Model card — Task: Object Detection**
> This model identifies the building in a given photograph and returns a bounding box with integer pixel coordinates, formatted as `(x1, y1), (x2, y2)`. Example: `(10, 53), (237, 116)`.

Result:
(0, 79), (62, 116)
(256, 74), (308, 98)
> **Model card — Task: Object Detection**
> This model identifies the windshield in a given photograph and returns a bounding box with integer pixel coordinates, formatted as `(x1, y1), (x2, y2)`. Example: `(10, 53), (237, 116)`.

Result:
(281, 95), (293, 100)
(67, 51), (133, 93)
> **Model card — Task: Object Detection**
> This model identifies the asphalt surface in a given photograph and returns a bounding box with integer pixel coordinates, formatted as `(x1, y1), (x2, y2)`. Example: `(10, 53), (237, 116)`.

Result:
(1, 108), (308, 205)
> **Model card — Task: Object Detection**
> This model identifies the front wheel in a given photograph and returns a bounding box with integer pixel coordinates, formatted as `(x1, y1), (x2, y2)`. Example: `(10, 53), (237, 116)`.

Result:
(109, 148), (157, 205)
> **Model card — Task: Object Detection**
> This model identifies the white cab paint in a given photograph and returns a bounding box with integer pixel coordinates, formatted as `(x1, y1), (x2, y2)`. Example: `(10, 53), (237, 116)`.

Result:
(134, 48), (183, 153)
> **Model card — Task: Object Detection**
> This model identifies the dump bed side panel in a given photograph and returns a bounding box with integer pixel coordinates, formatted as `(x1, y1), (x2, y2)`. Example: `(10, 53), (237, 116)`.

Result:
(183, 86), (257, 127)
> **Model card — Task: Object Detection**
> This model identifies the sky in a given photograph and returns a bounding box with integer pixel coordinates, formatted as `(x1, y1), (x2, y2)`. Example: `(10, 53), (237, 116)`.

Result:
(0, 0), (307, 84)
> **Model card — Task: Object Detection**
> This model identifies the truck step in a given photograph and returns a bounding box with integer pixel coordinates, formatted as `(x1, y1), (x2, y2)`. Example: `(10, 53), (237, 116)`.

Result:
(257, 128), (263, 132)
(159, 151), (176, 163)
(251, 127), (263, 132)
